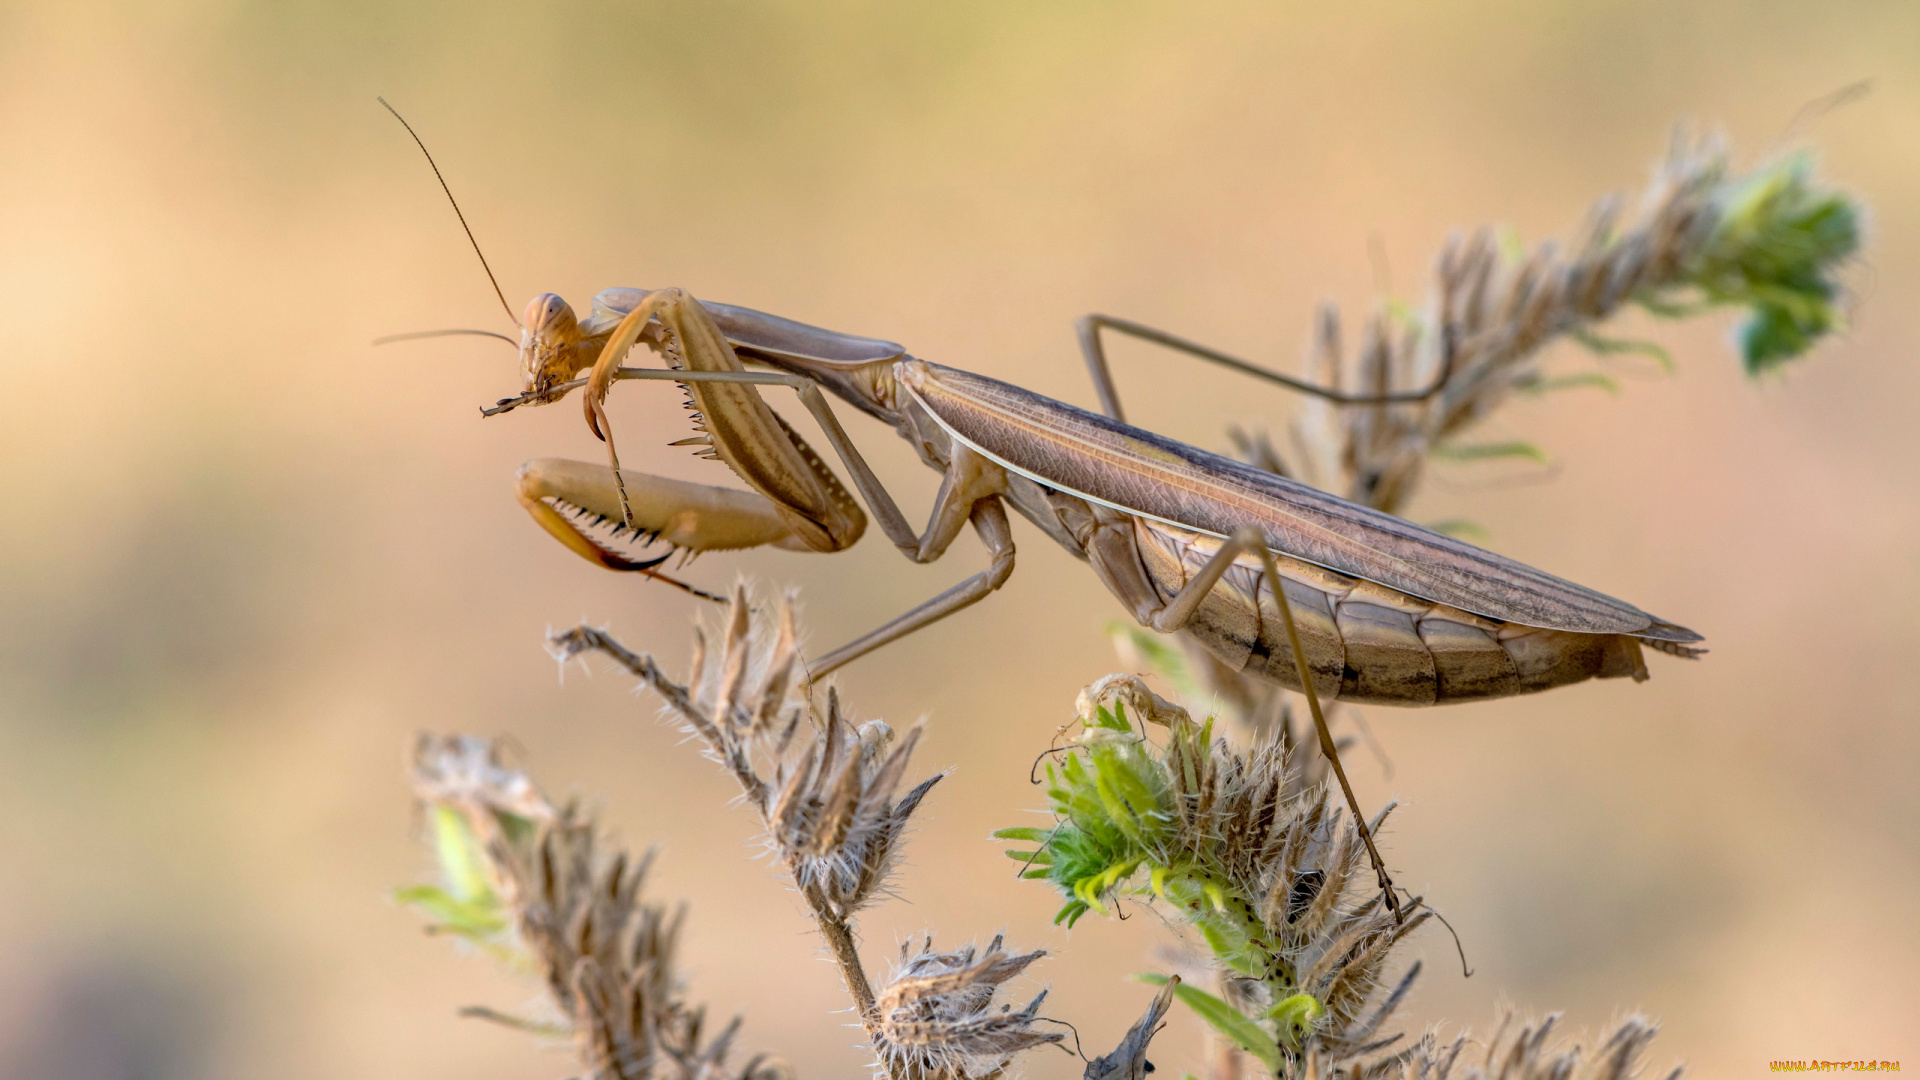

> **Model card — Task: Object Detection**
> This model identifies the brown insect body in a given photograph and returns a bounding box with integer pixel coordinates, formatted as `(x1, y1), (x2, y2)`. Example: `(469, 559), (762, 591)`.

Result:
(497, 289), (1701, 705)
(897, 360), (1699, 705)
(1134, 522), (1651, 705)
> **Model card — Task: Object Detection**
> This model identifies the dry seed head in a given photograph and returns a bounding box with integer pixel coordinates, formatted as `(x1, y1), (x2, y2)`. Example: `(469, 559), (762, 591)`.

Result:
(406, 734), (786, 1080)
(673, 588), (947, 916)
(1083, 978), (1180, 1080)
(873, 935), (1063, 1080)
(689, 583), (806, 739)
(1015, 675), (1431, 1062)
(1320, 1011), (1682, 1080)
(768, 694), (944, 916)
(411, 732), (557, 826)
(1272, 133), (1849, 517)
(547, 591), (977, 1064)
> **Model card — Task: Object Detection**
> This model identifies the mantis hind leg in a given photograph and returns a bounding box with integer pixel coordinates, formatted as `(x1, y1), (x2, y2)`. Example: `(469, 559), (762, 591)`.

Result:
(1146, 527), (1404, 921)
(1075, 313), (1455, 425)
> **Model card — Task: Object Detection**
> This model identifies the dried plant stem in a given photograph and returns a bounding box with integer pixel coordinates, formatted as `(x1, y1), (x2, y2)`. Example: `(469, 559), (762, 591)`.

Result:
(558, 626), (771, 807)
(550, 602), (1069, 1080)
(811, 902), (880, 1024)
(554, 624), (883, 1037)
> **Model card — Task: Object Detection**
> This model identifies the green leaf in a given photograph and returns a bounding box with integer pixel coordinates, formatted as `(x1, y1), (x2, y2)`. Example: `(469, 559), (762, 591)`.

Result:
(1093, 771), (1146, 845)
(393, 884), (508, 940)
(494, 810), (537, 848)
(1057, 900), (1091, 928)
(1423, 518), (1491, 543)
(1430, 440), (1549, 465)
(1096, 859), (1140, 894)
(1096, 747), (1162, 819)
(1681, 154), (1860, 373)
(1635, 295), (1709, 320)
(1265, 993), (1327, 1051)
(1196, 919), (1263, 977)
(1384, 297), (1421, 330)
(1572, 329), (1675, 373)
(1495, 223), (1526, 266)
(1513, 370), (1622, 397)
(1135, 975), (1282, 1072)
(430, 806), (493, 903)
(993, 827), (1053, 844)
(1741, 298), (1837, 375)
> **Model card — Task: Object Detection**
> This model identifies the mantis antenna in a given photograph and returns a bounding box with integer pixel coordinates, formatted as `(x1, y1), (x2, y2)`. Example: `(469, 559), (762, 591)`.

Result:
(373, 328), (519, 347)
(378, 96), (519, 328)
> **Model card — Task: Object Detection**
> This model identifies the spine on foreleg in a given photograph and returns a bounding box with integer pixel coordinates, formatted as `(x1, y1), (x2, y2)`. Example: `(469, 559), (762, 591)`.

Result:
(1134, 520), (1651, 707)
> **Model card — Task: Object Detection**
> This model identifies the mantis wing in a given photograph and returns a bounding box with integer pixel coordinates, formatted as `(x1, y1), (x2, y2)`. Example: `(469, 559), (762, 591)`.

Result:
(900, 361), (1700, 642)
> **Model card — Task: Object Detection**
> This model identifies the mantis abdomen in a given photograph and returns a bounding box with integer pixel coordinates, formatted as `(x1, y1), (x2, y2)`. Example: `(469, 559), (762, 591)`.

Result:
(1135, 520), (1650, 706)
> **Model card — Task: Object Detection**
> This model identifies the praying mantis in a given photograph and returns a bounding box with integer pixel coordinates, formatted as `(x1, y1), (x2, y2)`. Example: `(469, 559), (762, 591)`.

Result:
(378, 100), (1708, 917)
(479, 286), (1706, 921)
(485, 285), (1705, 704)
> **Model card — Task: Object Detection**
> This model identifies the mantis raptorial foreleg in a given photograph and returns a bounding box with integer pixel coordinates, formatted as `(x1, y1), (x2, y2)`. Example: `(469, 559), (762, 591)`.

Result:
(584, 367), (996, 561)
(1076, 313), (1455, 424)
(504, 342), (1021, 677)
(580, 288), (870, 553)
(515, 457), (821, 606)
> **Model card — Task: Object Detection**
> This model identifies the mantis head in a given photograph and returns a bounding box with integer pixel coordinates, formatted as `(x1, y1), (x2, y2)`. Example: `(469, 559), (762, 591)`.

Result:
(520, 293), (586, 395)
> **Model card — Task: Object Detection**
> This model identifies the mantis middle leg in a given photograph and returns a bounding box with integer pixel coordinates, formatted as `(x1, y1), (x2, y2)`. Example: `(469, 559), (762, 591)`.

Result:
(810, 493), (1015, 676)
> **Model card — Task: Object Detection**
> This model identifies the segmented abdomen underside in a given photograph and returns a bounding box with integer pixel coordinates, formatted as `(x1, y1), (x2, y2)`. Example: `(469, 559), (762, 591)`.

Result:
(1135, 521), (1651, 706)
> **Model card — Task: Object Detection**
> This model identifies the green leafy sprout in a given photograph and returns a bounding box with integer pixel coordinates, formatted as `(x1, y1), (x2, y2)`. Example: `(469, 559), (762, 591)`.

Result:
(1565, 154), (1858, 379)
(994, 691), (1422, 1067)
(394, 803), (535, 969)
(1690, 153), (1860, 374)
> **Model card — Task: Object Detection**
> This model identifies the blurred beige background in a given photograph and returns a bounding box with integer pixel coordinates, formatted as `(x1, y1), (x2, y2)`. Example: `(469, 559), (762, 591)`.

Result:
(1, 1), (1915, 1076)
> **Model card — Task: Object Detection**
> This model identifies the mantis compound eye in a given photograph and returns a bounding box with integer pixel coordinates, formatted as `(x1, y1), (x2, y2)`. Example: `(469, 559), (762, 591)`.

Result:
(520, 293), (583, 392)
(523, 292), (573, 332)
